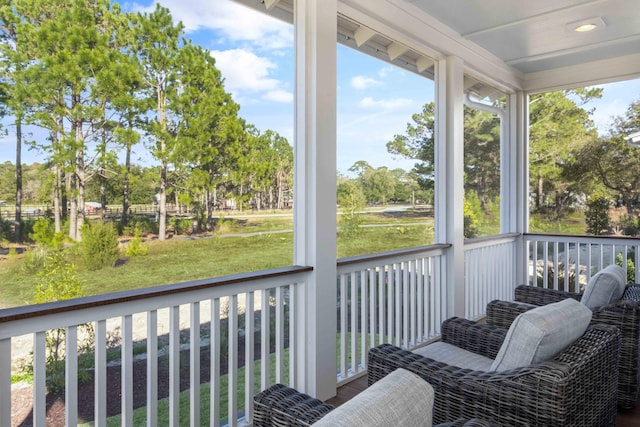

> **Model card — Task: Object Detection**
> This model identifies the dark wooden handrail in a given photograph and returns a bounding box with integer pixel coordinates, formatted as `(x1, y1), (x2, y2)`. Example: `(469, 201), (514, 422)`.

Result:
(337, 243), (452, 267)
(0, 265), (313, 324)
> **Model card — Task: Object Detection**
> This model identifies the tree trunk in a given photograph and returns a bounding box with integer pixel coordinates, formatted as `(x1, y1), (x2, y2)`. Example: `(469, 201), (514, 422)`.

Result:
(14, 119), (22, 243)
(53, 164), (61, 233)
(536, 170), (543, 209)
(159, 157), (167, 240)
(122, 141), (131, 226)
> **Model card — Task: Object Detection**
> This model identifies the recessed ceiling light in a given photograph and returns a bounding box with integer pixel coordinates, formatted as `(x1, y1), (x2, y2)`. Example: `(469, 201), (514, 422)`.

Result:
(566, 17), (606, 33)
(575, 23), (598, 32)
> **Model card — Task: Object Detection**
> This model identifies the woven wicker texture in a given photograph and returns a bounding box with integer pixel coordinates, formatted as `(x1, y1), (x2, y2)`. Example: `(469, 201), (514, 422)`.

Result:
(487, 283), (640, 409)
(253, 382), (502, 426)
(368, 321), (620, 427)
(254, 384), (334, 427)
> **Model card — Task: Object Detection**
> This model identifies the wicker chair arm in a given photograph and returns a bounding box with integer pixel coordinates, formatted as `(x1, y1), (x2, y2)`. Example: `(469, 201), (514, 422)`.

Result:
(514, 284), (582, 305)
(485, 299), (537, 328)
(622, 284), (640, 301)
(436, 419), (502, 427)
(440, 317), (506, 359)
(368, 325), (620, 426)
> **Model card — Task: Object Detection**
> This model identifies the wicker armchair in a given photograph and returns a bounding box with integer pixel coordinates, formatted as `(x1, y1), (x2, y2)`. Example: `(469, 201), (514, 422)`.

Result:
(253, 381), (501, 426)
(367, 317), (620, 427)
(486, 283), (640, 408)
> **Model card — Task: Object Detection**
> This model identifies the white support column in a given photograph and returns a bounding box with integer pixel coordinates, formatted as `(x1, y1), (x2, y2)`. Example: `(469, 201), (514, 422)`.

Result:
(293, 0), (337, 400)
(511, 91), (530, 285)
(435, 56), (465, 318)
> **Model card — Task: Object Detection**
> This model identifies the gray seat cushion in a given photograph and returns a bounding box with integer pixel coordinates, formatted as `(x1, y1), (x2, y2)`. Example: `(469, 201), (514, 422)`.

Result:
(490, 298), (592, 372)
(312, 368), (434, 426)
(580, 264), (627, 309)
(414, 341), (494, 372)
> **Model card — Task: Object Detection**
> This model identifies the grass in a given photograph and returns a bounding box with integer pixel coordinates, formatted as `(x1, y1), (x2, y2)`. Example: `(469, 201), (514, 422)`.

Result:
(0, 207), (587, 309)
(78, 350), (290, 427)
(0, 212), (436, 308)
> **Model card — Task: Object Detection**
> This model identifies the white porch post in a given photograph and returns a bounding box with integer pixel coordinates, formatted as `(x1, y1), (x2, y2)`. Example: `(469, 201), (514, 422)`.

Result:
(293, 0), (337, 400)
(435, 56), (465, 318)
(511, 91), (530, 285)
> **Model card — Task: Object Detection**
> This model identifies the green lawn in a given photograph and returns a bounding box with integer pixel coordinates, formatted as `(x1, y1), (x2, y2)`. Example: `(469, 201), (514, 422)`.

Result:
(79, 350), (290, 427)
(0, 207), (587, 309)
(0, 211), (435, 308)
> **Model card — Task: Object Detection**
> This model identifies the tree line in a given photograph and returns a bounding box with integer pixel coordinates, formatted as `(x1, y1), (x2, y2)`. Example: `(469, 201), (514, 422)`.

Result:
(0, 0), (293, 243)
(382, 91), (640, 236)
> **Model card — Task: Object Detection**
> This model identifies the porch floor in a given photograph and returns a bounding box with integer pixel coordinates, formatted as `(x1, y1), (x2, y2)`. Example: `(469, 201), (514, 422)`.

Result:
(326, 375), (640, 426)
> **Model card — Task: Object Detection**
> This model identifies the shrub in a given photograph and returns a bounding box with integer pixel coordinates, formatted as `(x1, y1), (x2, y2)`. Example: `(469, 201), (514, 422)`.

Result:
(124, 229), (148, 257)
(121, 217), (157, 236)
(32, 250), (93, 393)
(463, 198), (479, 239)
(618, 215), (640, 237)
(585, 195), (610, 235)
(22, 245), (51, 273)
(29, 218), (64, 249)
(80, 221), (119, 271)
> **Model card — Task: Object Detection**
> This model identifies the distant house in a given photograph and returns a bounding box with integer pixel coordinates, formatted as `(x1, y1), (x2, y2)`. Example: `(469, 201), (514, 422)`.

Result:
(85, 202), (102, 214)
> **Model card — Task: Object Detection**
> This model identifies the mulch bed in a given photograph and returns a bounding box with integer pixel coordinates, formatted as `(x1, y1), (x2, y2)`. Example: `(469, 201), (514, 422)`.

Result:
(11, 342), (244, 427)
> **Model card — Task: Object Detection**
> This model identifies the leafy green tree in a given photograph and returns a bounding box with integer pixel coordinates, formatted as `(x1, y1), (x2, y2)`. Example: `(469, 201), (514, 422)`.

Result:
(386, 103), (436, 197)
(0, 0), (32, 242)
(337, 178), (366, 236)
(464, 106), (501, 211)
(16, 0), (128, 241)
(529, 89), (602, 217)
(585, 195), (610, 235)
(574, 100), (640, 219)
(131, 4), (187, 240)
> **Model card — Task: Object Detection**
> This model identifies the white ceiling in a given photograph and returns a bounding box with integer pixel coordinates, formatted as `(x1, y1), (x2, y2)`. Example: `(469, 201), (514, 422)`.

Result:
(406, 0), (640, 75)
(233, 0), (640, 92)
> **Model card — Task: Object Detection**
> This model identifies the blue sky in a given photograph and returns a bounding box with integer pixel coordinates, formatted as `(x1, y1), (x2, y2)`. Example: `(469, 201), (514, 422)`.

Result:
(1, 0), (639, 175)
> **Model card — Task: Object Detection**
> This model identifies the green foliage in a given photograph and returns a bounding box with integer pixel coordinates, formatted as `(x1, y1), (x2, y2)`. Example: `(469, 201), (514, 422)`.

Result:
(616, 253), (635, 283)
(618, 215), (640, 236)
(169, 216), (193, 235)
(29, 218), (64, 248)
(79, 221), (119, 271)
(338, 180), (366, 237)
(124, 229), (148, 257)
(31, 250), (93, 393)
(463, 198), (479, 239)
(22, 245), (51, 274)
(122, 216), (157, 236)
(585, 195), (610, 235)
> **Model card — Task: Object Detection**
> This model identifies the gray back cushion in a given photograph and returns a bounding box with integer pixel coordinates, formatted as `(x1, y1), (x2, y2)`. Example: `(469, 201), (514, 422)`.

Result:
(580, 264), (627, 309)
(312, 368), (434, 427)
(490, 298), (592, 372)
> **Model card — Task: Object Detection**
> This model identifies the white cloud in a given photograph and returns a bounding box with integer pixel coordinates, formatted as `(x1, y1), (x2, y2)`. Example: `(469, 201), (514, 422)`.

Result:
(378, 66), (395, 78)
(351, 75), (382, 90)
(210, 49), (292, 103)
(359, 97), (414, 110)
(264, 89), (293, 103)
(132, 0), (293, 49)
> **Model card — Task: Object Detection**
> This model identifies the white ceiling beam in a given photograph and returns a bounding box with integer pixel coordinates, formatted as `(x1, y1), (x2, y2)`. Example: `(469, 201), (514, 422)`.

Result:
(416, 56), (434, 73)
(387, 42), (408, 61)
(353, 26), (376, 47)
(524, 52), (640, 93)
(506, 33), (640, 65)
(263, 0), (281, 11)
(462, 0), (607, 38)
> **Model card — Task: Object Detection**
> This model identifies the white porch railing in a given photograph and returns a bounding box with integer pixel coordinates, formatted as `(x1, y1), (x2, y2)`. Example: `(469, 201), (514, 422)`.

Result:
(335, 244), (451, 385)
(464, 233), (520, 319)
(524, 233), (640, 292)
(1, 266), (311, 427)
